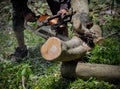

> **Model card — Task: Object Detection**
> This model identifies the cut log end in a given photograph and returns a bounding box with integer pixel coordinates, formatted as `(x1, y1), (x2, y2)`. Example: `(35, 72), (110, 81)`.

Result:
(41, 36), (92, 61)
(41, 37), (62, 60)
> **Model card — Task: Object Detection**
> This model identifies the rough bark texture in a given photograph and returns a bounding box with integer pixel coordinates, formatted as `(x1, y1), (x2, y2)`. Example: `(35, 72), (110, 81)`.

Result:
(41, 36), (91, 61)
(61, 62), (120, 83)
(71, 0), (89, 33)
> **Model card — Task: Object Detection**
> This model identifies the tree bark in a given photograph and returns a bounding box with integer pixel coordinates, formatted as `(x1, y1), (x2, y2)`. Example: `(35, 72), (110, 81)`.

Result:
(61, 62), (120, 83)
(71, 0), (89, 33)
(40, 24), (103, 61)
(41, 36), (91, 61)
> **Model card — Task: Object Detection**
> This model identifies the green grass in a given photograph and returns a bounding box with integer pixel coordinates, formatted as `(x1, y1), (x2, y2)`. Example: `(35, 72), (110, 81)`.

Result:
(0, 29), (119, 89)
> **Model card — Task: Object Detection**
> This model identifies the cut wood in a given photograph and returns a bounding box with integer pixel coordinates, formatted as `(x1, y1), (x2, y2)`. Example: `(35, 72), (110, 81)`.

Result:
(61, 62), (120, 83)
(41, 36), (91, 61)
(40, 24), (103, 61)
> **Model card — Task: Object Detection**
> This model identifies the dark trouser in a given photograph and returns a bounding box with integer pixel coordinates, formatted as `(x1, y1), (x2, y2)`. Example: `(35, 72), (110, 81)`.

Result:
(11, 0), (31, 32)
(10, 0), (31, 48)
(46, 0), (60, 15)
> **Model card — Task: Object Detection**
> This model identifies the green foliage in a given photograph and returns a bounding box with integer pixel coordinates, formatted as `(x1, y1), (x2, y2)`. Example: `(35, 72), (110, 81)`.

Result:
(0, 60), (117, 89)
(28, 1), (48, 15)
(24, 30), (45, 48)
(87, 38), (120, 65)
(0, 30), (16, 60)
(87, 0), (120, 65)
(33, 76), (114, 89)
(0, 62), (33, 89)
(70, 77), (114, 89)
(31, 74), (114, 89)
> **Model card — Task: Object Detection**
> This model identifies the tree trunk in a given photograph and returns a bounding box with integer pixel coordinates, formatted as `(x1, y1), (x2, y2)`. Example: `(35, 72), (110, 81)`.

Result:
(71, 0), (89, 33)
(41, 36), (91, 61)
(61, 62), (120, 83)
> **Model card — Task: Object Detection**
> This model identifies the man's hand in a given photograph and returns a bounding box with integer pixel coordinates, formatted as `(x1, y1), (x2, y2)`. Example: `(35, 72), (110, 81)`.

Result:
(57, 9), (68, 15)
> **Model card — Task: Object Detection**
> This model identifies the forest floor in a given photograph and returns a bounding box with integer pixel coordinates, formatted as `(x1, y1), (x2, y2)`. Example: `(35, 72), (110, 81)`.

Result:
(0, 0), (120, 89)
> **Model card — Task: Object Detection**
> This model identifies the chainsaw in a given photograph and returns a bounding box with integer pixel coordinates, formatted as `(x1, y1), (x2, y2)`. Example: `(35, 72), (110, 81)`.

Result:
(24, 11), (74, 41)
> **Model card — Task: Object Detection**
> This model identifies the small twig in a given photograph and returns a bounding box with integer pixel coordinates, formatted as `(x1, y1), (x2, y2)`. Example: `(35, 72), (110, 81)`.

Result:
(104, 31), (120, 39)
(22, 76), (26, 89)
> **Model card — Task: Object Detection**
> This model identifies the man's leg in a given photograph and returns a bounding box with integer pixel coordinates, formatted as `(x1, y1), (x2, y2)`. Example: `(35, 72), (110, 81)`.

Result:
(46, 0), (60, 15)
(11, 0), (35, 62)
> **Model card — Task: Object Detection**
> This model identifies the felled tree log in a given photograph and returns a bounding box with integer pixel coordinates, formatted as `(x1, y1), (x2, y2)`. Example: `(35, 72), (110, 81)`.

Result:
(40, 24), (102, 61)
(61, 62), (120, 83)
(41, 36), (91, 61)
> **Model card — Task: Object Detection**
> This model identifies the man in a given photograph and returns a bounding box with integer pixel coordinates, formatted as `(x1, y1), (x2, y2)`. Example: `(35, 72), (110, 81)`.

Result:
(10, 0), (71, 62)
